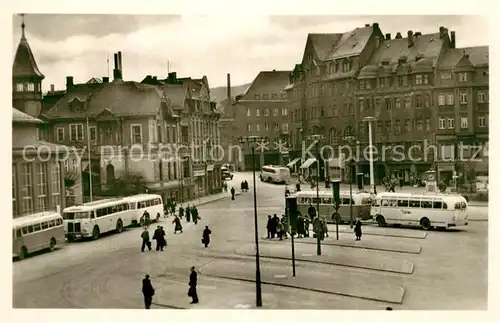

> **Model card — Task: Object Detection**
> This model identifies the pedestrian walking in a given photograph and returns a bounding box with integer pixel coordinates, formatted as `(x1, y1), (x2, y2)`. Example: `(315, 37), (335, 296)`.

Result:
(271, 214), (279, 239)
(240, 181), (245, 192)
(186, 204), (192, 222)
(160, 226), (166, 249)
(202, 226), (212, 247)
(141, 227), (152, 252)
(142, 274), (155, 309)
(244, 180), (249, 192)
(307, 204), (316, 221)
(142, 210), (151, 227)
(321, 216), (329, 238)
(153, 225), (162, 251)
(192, 206), (200, 225)
(304, 216), (310, 237)
(266, 215), (272, 239)
(188, 266), (199, 304)
(178, 205), (184, 219)
(173, 216), (183, 234)
(295, 183), (301, 192)
(296, 214), (304, 238)
(230, 187), (236, 200)
(281, 215), (289, 239)
(277, 219), (284, 241)
(354, 219), (362, 241)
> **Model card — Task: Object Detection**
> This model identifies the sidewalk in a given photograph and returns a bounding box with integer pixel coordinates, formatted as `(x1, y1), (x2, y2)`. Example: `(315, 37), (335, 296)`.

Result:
(164, 191), (242, 217)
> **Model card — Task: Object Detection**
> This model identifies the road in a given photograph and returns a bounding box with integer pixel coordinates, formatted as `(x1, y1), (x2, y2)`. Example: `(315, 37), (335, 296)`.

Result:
(12, 172), (488, 309)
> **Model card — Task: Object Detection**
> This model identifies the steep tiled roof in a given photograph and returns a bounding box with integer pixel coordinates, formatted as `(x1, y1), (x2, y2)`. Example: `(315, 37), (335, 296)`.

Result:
(308, 33), (343, 61)
(43, 81), (163, 119)
(160, 84), (190, 110)
(241, 70), (291, 100)
(325, 26), (374, 60)
(12, 34), (44, 79)
(12, 107), (42, 124)
(439, 46), (489, 68)
(368, 33), (444, 66)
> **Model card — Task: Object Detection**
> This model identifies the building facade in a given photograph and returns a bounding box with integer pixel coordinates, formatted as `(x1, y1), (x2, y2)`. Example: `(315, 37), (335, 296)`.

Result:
(285, 23), (489, 187)
(228, 70), (291, 170)
(12, 108), (66, 217)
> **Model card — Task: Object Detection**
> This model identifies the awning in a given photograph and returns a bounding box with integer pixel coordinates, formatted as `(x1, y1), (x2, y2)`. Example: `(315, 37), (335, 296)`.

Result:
(287, 157), (301, 168)
(300, 158), (317, 169)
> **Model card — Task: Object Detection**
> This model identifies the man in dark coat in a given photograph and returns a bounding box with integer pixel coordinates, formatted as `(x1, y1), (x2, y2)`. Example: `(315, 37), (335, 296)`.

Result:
(307, 204), (316, 221)
(141, 227), (152, 252)
(153, 225), (162, 251)
(304, 216), (310, 237)
(244, 180), (249, 191)
(266, 215), (272, 239)
(230, 187), (236, 200)
(186, 204), (192, 222)
(295, 183), (301, 192)
(173, 216), (183, 234)
(296, 214), (304, 238)
(178, 205), (184, 219)
(142, 274), (155, 309)
(354, 219), (362, 241)
(241, 181), (245, 192)
(192, 206), (200, 225)
(188, 266), (199, 304)
(159, 226), (166, 249)
(202, 226), (212, 247)
(142, 210), (151, 227)
(271, 214), (280, 239)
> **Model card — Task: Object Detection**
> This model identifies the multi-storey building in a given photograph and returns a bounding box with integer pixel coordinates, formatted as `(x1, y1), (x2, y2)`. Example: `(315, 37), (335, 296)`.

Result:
(141, 73), (223, 197)
(12, 108), (67, 217)
(285, 23), (489, 186)
(285, 23), (384, 180)
(12, 18), (82, 208)
(228, 70), (291, 170)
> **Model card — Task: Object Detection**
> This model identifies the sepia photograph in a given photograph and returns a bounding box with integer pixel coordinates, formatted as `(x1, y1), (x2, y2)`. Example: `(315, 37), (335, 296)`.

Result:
(6, 5), (492, 315)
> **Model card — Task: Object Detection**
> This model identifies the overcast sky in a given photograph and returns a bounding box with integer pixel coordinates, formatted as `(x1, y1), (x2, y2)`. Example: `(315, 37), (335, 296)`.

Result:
(12, 14), (489, 97)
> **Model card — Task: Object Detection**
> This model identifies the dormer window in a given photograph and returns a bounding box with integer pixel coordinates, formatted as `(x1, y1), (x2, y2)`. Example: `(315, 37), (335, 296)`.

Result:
(458, 72), (468, 82)
(342, 60), (351, 73)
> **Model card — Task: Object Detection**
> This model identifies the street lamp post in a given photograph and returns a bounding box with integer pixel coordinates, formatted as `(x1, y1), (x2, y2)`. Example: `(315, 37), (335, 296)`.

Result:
(308, 134), (324, 256)
(363, 117), (377, 195)
(238, 135), (268, 308)
(344, 136), (356, 229)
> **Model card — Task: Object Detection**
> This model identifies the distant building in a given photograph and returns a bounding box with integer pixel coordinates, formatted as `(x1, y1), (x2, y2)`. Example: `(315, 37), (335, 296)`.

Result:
(285, 23), (488, 186)
(227, 70), (291, 170)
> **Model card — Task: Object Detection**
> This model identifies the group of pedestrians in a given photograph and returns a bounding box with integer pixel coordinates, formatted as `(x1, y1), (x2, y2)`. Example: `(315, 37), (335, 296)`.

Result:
(141, 266), (200, 309)
(266, 214), (289, 240)
(240, 180), (249, 192)
(171, 204), (202, 234)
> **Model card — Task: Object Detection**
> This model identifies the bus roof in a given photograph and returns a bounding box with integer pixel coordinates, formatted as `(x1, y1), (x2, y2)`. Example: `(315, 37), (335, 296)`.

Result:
(63, 198), (126, 212)
(13, 211), (62, 228)
(374, 192), (468, 202)
(288, 190), (371, 198)
(262, 165), (287, 169)
(122, 194), (162, 202)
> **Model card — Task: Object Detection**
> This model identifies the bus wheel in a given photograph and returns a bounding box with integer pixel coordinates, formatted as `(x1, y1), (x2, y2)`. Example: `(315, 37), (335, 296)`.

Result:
(156, 213), (161, 222)
(115, 220), (123, 233)
(420, 218), (431, 231)
(376, 215), (386, 227)
(92, 226), (100, 240)
(49, 238), (56, 251)
(19, 246), (28, 260)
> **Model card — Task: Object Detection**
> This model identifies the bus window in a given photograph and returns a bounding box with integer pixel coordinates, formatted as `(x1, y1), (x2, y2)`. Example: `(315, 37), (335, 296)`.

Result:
(433, 201), (442, 209)
(397, 199), (409, 207)
(443, 202), (448, 209)
(409, 200), (420, 208)
(381, 199), (389, 206)
(33, 224), (41, 232)
(421, 201), (432, 208)
(323, 197), (332, 204)
(305, 198), (312, 204)
(75, 212), (90, 219)
(22, 227), (29, 235)
(16, 228), (22, 238)
(373, 199), (380, 206)
(312, 197), (321, 204)
(41, 222), (49, 230)
(56, 219), (63, 226)
(454, 202), (464, 210)
(390, 199), (398, 207)
(49, 219), (56, 227)
(28, 225), (34, 233)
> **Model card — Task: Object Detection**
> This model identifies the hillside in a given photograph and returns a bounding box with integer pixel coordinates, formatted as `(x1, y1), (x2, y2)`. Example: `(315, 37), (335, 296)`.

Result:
(210, 83), (250, 103)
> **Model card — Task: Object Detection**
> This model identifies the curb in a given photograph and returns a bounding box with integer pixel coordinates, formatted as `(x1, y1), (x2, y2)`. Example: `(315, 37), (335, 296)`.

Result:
(276, 239), (422, 254)
(151, 302), (186, 309)
(197, 272), (404, 305)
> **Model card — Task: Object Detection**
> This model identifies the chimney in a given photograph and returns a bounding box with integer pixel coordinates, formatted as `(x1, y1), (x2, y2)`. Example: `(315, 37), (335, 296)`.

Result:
(118, 51), (123, 79)
(103, 77), (109, 83)
(113, 52), (122, 81)
(50, 84), (55, 92)
(66, 76), (74, 90)
(227, 73), (232, 105)
(407, 30), (414, 47)
(439, 26), (445, 38)
(113, 53), (118, 70)
(373, 23), (379, 29)
(385, 33), (391, 40)
(450, 31), (456, 48)
(395, 32), (402, 39)
(365, 24), (370, 27)
(153, 76), (157, 81)
(414, 31), (422, 37)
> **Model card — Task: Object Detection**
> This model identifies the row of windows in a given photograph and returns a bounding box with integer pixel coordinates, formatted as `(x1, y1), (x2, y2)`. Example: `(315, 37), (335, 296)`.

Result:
(438, 116), (487, 129)
(246, 123), (288, 133)
(378, 199), (467, 210)
(15, 218), (64, 238)
(438, 91), (488, 106)
(359, 73), (431, 91)
(95, 203), (130, 218)
(298, 197), (356, 205)
(15, 83), (41, 92)
(375, 119), (432, 134)
(246, 107), (288, 117)
(253, 93), (287, 100)
(137, 198), (162, 209)
(301, 57), (353, 80)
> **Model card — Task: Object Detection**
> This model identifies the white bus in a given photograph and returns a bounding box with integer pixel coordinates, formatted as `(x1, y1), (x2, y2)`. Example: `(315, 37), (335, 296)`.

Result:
(123, 194), (164, 226)
(259, 165), (291, 184)
(63, 198), (134, 241)
(289, 190), (373, 223)
(371, 192), (469, 230)
(13, 211), (65, 260)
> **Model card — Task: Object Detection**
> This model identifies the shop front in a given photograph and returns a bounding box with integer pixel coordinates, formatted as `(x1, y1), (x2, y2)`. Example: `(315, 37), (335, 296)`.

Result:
(206, 164), (214, 194)
(193, 168), (206, 198)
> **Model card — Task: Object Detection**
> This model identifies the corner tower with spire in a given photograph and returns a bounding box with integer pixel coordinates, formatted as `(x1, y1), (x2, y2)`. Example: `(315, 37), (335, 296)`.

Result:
(12, 14), (45, 117)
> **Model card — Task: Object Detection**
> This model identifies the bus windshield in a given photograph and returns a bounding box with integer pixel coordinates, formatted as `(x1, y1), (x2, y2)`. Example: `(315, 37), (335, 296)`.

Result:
(63, 211), (91, 220)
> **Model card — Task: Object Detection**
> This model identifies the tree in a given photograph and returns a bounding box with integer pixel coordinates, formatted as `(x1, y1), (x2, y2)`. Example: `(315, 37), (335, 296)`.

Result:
(102, 172), (148, 197)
